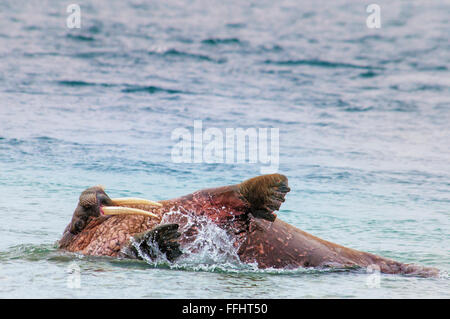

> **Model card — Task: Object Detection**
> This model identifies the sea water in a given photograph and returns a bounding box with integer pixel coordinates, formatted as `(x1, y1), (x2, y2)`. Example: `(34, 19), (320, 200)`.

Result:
(0, 0), (448, 298)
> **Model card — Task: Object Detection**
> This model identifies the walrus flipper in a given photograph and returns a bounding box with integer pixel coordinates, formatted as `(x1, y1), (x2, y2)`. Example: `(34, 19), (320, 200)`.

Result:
(121, 224), (182, 262)
(239, 174), (290, 222)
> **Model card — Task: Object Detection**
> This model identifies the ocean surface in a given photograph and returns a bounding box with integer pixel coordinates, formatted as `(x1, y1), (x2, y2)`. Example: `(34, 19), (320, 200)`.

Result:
(0, 0), (449, 298)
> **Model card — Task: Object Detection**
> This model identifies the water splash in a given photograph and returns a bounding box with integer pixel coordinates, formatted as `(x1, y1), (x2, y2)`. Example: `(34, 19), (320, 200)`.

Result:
(129, 209), (244, 272)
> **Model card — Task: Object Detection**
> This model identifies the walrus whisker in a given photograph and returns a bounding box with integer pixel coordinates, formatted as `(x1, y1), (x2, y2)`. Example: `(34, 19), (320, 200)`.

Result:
(101, 206), (161, 219)
(110, 197), (163, 207)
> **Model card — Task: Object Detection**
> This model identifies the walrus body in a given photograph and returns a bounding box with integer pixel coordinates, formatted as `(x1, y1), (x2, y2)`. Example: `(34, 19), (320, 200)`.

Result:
(59, 174), (439, 277)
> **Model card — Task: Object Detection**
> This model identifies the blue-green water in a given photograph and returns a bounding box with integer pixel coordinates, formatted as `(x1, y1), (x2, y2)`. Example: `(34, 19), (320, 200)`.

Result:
(0, 0), (449, 298)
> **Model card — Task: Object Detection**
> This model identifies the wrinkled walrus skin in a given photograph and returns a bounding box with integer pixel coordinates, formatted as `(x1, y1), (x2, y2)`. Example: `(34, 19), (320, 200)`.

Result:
(58, 174), (439, 277)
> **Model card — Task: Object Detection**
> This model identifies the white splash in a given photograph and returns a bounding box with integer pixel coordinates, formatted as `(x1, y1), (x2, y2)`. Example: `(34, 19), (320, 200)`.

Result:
(131, 209), (247, 272)
(164, 210), (243, 270)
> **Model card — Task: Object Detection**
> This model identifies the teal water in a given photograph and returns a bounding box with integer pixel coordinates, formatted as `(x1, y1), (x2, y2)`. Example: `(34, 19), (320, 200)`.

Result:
(0, 0), (449, 298)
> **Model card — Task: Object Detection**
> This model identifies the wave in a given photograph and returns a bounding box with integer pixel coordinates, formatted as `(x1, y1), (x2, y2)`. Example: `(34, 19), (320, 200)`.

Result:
(148, 48), (227, 63)
(264, 59), (379, 70)
(66, 34), (96, 42)
(0, 244), (56, 262)
(56, 81), (191, 96)
(121, 85), (186, 94)
(201, 38), (243, 45)
(358, 71), (378, 78)
(57, 80), (116, 87)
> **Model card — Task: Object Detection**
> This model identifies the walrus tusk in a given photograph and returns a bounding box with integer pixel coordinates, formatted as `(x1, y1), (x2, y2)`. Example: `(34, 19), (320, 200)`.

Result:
(101, 206), (160, 219)
(110, 197), (163, 207)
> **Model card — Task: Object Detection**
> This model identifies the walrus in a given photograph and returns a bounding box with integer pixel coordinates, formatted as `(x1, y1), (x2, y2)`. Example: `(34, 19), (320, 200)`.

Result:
(59, 174), (439, 277)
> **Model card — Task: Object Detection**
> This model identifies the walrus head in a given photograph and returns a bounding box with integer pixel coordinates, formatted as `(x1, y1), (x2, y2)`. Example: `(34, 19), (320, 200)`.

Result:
(67, 185), (162, 235)
(59, 186), (162, 248)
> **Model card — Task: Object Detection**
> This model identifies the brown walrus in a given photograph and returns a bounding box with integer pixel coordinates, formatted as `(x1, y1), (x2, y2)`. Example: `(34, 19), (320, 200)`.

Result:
(59, 174), (439, 277)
